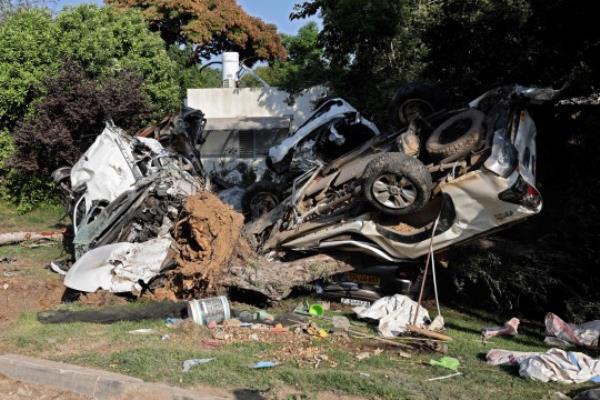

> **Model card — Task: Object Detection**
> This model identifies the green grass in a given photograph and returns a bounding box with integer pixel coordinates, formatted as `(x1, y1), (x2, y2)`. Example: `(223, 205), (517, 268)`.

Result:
(0, 201), (596, 399)
(3, 305), (596, 400)
(0, 200), (65, 233)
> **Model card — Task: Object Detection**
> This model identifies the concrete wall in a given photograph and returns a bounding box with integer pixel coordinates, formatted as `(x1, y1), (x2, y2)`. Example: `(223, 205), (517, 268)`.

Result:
(186, 86), (327, 132)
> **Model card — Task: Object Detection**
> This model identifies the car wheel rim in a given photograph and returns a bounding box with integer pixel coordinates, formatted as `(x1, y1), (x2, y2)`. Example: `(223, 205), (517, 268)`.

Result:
(372, 174), (417, 210)
(399, 98), (434, 123)
(250, 192), (278, 218)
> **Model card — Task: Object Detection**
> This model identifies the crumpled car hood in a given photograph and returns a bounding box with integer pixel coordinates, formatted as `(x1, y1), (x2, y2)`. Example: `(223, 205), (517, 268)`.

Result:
(64, 238), (172, 293)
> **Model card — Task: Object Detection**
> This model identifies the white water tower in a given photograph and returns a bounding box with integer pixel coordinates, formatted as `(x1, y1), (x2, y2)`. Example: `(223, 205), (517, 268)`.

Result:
(222, 52), (239, 88)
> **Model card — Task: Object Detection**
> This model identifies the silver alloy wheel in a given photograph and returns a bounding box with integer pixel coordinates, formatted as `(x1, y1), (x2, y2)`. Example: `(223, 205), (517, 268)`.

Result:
(398, 98), (434, 124)
(371, 174), (417, 210)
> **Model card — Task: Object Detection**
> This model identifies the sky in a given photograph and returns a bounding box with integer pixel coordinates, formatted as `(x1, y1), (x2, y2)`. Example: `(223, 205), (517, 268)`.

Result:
(50, 0), (320, 36)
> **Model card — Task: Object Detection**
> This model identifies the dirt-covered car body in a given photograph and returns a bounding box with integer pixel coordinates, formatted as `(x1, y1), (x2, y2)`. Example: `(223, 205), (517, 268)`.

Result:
(247, 85), (553, 262)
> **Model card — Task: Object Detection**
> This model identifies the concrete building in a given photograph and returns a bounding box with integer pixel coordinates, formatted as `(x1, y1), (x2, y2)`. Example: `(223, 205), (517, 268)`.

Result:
(187, 85), (326, 178)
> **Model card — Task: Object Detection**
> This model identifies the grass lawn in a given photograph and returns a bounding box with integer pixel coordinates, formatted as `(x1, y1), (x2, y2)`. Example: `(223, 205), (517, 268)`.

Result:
(0, 201), (597, 399)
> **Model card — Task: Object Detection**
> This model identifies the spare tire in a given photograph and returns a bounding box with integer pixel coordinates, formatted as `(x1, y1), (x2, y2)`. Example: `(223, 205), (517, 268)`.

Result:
(390, 83), (448, 128)
(242, 181), (282, 220)
(425, 109), (485, 159)
(362, 153), (432, 216)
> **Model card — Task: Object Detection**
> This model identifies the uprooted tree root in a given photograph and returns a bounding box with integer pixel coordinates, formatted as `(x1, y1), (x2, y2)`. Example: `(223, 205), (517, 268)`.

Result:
(153, 191), (353, 301)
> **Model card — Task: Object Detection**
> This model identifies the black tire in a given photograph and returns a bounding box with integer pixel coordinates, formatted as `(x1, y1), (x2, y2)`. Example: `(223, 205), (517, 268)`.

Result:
(362, 153), (432, 216)
(390, 83), (448, 128)
(242, 181), (282, 220)
(425, 109), (485, 159)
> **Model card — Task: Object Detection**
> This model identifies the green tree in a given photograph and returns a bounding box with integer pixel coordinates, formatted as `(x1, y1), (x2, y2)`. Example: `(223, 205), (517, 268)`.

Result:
(0, 6), (180, 132)
(238, 22), (327, 92)
(54, 5), (180, 117)
(0, 9), (58, 129)
(168, 45), (222, 93)
(0, 5), (182, 209)
(293, 0), (600, 117)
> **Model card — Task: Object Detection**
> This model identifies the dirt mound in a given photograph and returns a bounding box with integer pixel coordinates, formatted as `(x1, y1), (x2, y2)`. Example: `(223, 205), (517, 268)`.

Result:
(164, 191), (245, 298)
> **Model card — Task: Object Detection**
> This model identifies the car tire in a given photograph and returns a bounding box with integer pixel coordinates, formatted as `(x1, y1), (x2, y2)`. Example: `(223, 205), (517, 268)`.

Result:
(242, 181), (282, 220)
(390, 83), (447, 128)
(362, 153), (432, 216)
(425, 109), (485, 159)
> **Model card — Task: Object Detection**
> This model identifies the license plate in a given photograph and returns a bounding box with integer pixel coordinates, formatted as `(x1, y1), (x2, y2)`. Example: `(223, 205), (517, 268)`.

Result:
(341, 298), (371, 307)
(346, 272), (381, 285)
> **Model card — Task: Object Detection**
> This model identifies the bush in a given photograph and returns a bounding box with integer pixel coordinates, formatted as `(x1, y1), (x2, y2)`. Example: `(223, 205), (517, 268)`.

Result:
(11, 62), (151, 174)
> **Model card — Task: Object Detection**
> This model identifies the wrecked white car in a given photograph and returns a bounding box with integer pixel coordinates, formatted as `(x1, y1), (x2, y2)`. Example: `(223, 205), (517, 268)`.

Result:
(52, 111), (207, 293)
(245, 85), (557, 263)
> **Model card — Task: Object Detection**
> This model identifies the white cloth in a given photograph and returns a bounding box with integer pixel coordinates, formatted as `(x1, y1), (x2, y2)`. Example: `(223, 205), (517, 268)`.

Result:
(353, 294), (430, 338)
(487, 348), (600, 384)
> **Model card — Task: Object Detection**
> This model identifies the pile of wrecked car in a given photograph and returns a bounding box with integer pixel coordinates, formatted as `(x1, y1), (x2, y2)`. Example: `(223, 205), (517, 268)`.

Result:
(33, 81), (600, 391)
(48, 83), (561, 303)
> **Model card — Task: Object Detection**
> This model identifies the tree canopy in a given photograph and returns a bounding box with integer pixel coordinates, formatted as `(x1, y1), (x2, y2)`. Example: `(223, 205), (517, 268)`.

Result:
(108, 0), (287, 63)
(0, 5), (180, 132)
(292, 0), (600, 120)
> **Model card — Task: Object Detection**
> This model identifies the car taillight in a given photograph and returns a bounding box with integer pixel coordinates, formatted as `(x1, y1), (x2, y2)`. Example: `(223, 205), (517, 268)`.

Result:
(498, 176), (541, 209)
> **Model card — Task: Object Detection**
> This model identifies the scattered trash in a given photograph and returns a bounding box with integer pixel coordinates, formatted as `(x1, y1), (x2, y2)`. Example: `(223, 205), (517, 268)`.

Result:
(429, 357), (460, 371)
(250, 361), (278, 369)
(49, 261), (69, 276)
(486, 348), (600, 383)
(165, 317), (184, 328)
(207, 320), (218, 329)
(359, 372), (371, 377)
(306, 321), (328, 338)
(187, 296), (231, 326)
(128, 328), (156, 335)
(2, 283), (9, 290)
(356, 348), (383, 361)
(0, 256), (16, 264)
(271, 323), (288, 333)
(354, 294), (430, 338)
(481, 318), (520, 340)
(160, 334), (170, 341)
(545, 313), (600, 348)
(182, 358), (214, 372)
(426, 372), (462, 382)
(293, 302), (311, 316)
(332, 316), (351, 331)
(222, 319), (242, 328)
(428, 315), (445, 332)
(309, 304), (325, 316)
(211, 330), (231, 341)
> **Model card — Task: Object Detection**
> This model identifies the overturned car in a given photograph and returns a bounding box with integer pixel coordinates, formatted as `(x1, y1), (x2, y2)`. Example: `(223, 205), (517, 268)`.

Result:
(243, 84), (555, 263)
